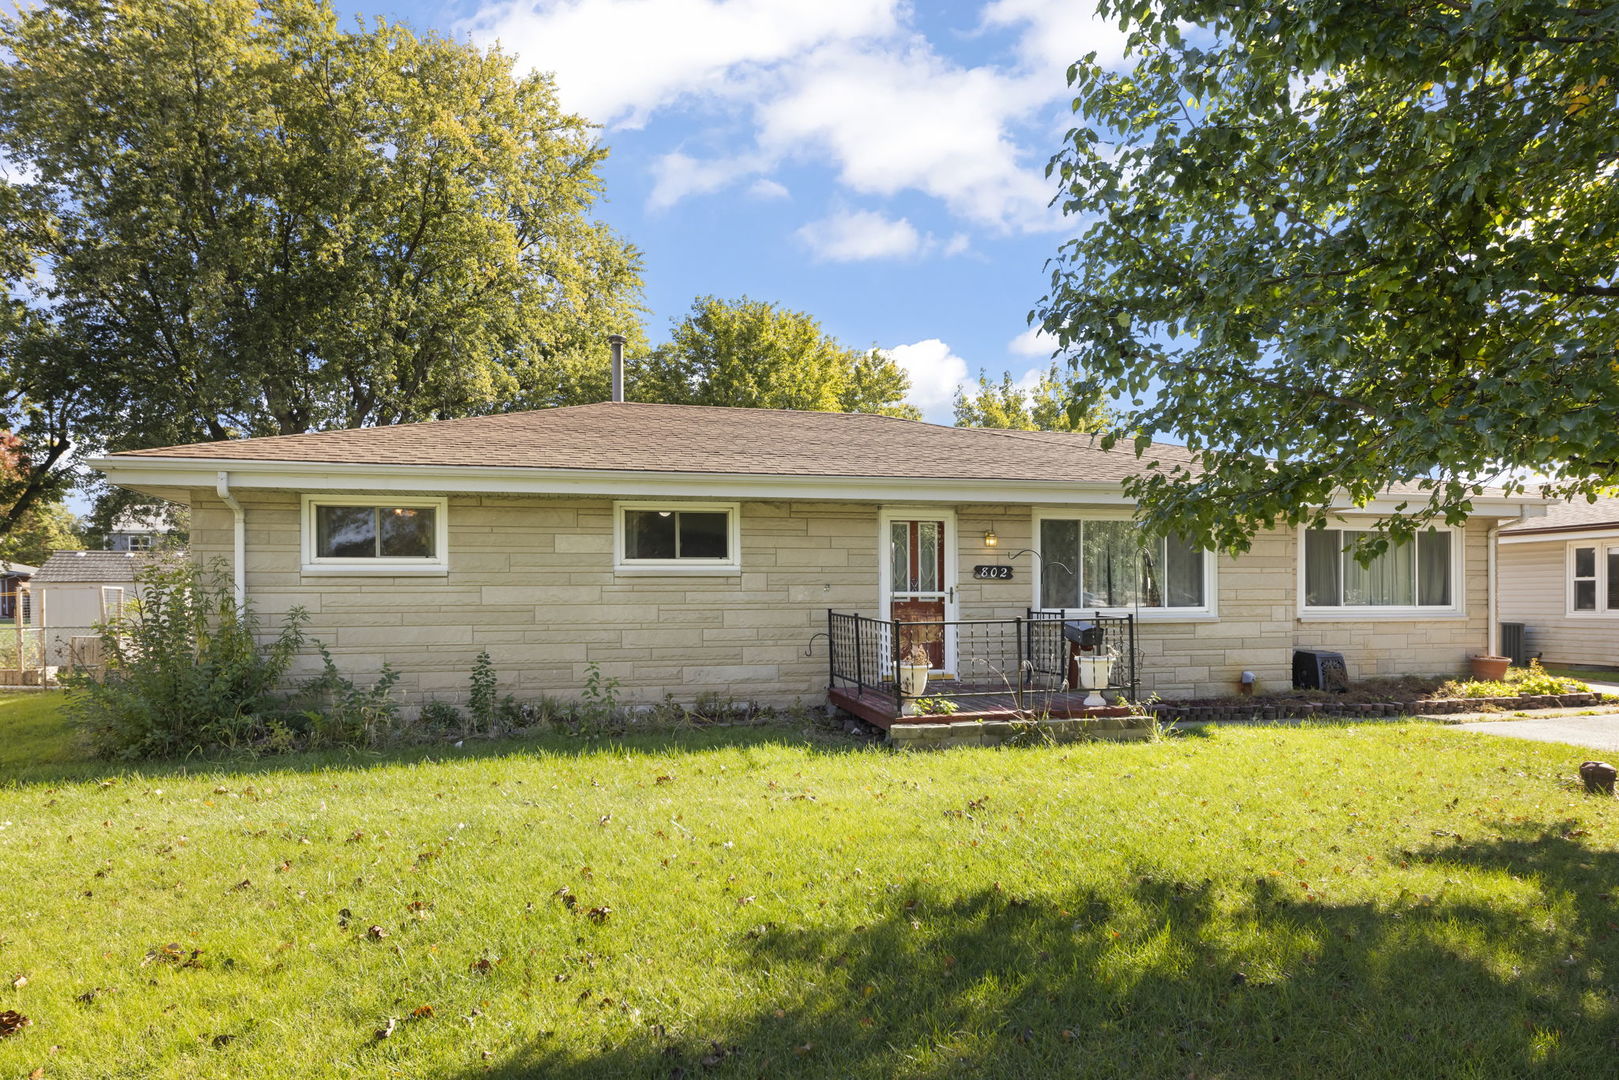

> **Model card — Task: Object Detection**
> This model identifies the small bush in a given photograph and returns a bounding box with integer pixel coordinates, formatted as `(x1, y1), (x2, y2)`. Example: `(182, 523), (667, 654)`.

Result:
(419, 700), (463, 734)
(67, 560), (408, 758)
(67, 562), (307, 759)
(293, 645), (402, 747)
(1439, 660), (1588, 700)
(468, 650), (498, 734)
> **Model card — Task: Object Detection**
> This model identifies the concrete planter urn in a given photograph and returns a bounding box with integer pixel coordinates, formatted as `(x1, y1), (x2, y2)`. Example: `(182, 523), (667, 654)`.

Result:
(1073, 653), (1115, 708)
(1469, 655), (1511, 681)
(898, 644), (931, 715)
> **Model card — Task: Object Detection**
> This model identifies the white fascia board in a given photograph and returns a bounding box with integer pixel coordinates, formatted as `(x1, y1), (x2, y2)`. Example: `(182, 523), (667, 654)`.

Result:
(85, 456), (1136, 506)
(1500, 527), (1619, 545)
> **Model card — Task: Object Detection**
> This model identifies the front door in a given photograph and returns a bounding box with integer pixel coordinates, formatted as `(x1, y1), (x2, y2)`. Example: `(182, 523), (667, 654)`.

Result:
(883, 513), (956, 673)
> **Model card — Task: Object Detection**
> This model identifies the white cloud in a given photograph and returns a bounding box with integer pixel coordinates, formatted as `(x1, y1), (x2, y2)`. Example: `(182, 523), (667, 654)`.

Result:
(796, 208), (923, 262)
(754, 39), (1059, 230)
(465, 0), (898, 128)
(467, 0), (1132, 232)
(979, 0), (1131, 79)
(886, 338), (971, 418)
(1008, 325), (1056, 358)
(747, 178), (790, 200)
(648, 151), (761, 210)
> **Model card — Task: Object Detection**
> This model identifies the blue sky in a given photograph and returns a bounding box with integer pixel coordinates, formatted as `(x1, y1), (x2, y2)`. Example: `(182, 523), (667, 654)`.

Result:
(332, 0), (1131, 422)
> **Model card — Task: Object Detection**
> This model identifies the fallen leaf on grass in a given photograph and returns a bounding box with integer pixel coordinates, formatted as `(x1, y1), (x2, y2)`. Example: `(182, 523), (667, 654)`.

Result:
(74, 987), (114, 1006)
(586, 906), (612, 923)
(210, 1034), (234, 1049)
(374, 1017), (397, 1041)
(11, 974), (25, 989)
(0, 1010), (30, 1038)
(228, 880), (252, 893)
(143, 944), (204, 969)
(29, 1067), (43, 1078)
(699, 1041), (737, 1067)
(469, 958), (494, 975)
(366, 925), (388, 941)
(411, 1005), (434, 1019)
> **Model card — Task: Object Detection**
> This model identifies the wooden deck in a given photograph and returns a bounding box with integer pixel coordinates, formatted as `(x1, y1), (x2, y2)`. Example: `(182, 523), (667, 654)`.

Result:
(828, 684), (1133, 731)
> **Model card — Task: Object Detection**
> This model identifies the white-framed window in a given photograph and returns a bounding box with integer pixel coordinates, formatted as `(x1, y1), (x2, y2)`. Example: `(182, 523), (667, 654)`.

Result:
(1567, 541), (1619, 616)
(100, 586), (126, 622)
(1033, 512), (1215, 616)
(124, 534), (154, 552)
(1300, 525), (1460, 615)
(300, 495), (448, 575)
(613, 501), (741, 574)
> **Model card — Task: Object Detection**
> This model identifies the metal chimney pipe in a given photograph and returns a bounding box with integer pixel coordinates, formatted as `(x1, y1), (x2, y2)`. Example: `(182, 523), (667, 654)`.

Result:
(608, 334), (626, 402)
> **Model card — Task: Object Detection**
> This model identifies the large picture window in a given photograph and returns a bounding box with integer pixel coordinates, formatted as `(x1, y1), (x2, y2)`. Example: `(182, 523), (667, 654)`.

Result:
(1037, 518), (1208, 611)
(614, 502), (741, 573)
(1568, 542), (1619, 615)
(1303, 527), (1454, 610)
(301, 496), (448, 574)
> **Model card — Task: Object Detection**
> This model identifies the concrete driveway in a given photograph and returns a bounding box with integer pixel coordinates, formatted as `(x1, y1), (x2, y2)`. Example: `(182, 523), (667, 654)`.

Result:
(1451, 712), (1619, 752)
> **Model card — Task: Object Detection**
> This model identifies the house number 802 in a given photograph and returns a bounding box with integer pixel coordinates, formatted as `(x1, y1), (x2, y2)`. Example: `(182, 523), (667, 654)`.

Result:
(971, 565), (1013, 580)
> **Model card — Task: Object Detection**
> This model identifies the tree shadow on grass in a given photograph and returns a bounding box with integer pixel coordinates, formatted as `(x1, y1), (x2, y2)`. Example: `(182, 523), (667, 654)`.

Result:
(465, 821), (1619, 1080)
(0, 716), (880, 788)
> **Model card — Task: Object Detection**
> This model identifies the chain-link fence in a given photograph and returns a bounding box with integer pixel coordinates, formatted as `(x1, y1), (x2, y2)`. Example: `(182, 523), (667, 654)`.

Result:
(0, 623), (105, 686)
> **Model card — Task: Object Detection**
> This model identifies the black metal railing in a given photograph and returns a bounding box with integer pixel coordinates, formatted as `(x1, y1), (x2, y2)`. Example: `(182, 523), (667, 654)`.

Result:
(827, 610), (1137, 714)
(1026, 609), (1139, 701)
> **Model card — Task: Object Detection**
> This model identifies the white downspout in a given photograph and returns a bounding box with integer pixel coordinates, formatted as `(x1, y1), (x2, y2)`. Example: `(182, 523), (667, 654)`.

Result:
(1486, 519), (1500, 657)
(215, 471), (246, 606)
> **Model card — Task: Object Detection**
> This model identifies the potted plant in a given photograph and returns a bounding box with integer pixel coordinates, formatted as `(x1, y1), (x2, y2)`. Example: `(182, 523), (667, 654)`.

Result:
(1469, 654), (1511, 681)
(898, 642), (931, 713)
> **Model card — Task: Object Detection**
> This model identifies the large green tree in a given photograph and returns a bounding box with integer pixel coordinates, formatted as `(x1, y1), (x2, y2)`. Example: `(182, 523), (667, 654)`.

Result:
(1040, 0), (1619, 551)
(954, 364), (1112, 432)
(635, 296), (919, 417)
(0, 0), (644, 528)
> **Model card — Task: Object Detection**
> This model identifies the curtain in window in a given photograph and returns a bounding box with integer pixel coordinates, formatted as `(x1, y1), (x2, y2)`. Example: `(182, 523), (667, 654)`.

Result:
(1342, 530), (1415, 605)
(1304, 529), (1342, 606)
(1039, 519), (1079, 608)
(1417, 532), (1451, 606)
(1163, 534), (1205, 607)
(1082, 520), (1139, 607)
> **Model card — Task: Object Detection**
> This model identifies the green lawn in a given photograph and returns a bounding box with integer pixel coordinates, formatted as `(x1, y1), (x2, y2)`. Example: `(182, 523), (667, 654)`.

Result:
(2, 694), (1618, 1078)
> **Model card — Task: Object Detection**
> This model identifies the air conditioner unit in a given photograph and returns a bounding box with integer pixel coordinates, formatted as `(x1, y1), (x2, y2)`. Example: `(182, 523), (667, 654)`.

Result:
(1500, 623), (1528, 667)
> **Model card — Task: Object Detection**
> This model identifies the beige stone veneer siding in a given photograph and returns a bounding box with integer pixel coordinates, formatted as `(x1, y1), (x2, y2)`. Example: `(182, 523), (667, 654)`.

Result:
(184, 491), (1492, 708)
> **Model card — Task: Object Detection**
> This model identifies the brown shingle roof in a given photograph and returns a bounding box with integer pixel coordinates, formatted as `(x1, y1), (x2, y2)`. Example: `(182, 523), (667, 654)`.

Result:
(1499, 494), (1619, 535)
(32, 551), (158, 584)
(108, 402), (1202, 485)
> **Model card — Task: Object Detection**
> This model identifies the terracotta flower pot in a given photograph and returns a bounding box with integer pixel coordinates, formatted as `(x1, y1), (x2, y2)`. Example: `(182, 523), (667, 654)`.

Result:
(1470, 655), (1511, 681)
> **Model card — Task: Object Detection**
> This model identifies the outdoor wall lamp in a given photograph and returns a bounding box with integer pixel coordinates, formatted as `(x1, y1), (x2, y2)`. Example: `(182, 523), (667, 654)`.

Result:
(983, 527), (999, 548)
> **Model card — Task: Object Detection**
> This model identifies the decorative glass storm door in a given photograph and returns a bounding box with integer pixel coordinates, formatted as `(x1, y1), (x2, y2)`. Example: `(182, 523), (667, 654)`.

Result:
(886, 516), (955, 673)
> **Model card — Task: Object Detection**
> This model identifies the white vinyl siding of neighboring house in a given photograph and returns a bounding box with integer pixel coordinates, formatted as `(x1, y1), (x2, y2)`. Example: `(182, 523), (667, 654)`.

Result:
(1498, 533), (1619, 667)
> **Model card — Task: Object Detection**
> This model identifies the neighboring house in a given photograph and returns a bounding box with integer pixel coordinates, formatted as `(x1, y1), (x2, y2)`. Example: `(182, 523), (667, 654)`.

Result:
(0, 562), (35, 624)
(87, 402), (1545, 712)
(104, 510), (177, 552)
(1497, 494), (1619, 669)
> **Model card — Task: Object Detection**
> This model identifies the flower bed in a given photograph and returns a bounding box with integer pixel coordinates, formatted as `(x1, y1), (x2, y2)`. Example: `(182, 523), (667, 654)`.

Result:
(1148, 691), (1605, 725)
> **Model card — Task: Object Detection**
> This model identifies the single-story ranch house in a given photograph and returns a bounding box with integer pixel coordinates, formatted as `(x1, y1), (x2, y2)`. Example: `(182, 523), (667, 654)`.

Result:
(89, 402), (1546, 720)
(1497, 494), (1619, 669)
